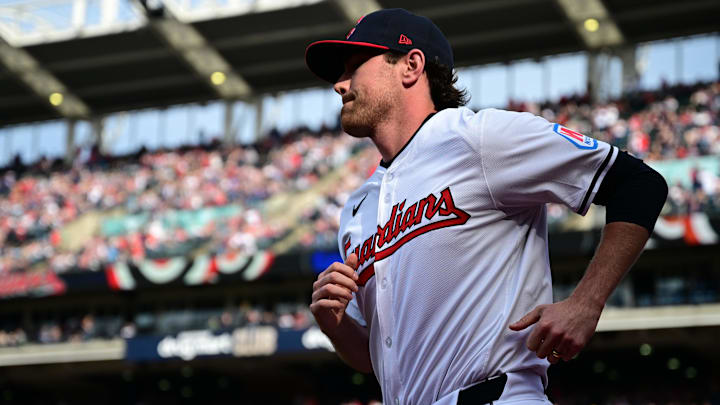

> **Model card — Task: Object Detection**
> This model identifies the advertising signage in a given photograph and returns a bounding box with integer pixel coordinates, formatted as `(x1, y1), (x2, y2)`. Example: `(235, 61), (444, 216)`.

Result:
(125, 326), (333, 362)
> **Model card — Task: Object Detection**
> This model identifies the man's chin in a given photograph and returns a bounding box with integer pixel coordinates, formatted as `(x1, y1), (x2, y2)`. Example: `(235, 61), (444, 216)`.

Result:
(340, 114), (371, 138)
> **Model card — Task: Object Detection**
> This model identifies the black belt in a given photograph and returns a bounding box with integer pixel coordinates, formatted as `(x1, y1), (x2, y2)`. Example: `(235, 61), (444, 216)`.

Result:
(456, 374), (507, 404)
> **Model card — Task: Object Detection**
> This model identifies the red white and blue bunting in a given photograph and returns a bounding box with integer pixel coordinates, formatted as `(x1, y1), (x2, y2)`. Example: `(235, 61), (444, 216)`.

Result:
(106, 250), (274, 290)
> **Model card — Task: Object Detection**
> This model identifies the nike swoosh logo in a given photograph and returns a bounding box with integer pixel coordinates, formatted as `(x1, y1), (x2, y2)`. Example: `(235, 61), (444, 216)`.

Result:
(352, 193), (368, 217)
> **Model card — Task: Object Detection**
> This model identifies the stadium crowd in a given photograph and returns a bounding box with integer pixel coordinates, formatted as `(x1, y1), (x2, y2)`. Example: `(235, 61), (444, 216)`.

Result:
(0, 129), (363, 276)
(0, 80), (718, 278)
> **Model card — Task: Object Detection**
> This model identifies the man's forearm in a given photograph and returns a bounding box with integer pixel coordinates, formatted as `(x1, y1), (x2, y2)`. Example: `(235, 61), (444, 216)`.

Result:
(324, 314), (373, 374)
(569, 221), (649, 310)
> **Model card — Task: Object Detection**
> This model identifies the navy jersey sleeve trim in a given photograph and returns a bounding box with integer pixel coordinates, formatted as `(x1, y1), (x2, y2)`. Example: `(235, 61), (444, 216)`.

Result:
(577, 146), (615, 214)
(593, 151), (669, 233)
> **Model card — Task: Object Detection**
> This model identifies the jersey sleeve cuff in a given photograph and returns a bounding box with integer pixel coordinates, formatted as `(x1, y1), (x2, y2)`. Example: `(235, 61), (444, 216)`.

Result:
(577, 146), (618, 216)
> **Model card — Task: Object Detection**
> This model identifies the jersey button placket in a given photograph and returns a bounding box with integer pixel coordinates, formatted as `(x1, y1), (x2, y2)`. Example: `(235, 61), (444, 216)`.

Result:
(377, 174), (398, 403)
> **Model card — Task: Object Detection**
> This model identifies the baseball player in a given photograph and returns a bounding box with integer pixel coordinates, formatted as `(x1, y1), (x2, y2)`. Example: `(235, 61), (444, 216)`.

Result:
(306, 9), (667, 405)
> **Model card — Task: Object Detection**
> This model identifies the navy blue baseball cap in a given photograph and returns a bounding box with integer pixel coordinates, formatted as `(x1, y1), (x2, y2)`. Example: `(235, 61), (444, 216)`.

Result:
(305, 8), (454, 84)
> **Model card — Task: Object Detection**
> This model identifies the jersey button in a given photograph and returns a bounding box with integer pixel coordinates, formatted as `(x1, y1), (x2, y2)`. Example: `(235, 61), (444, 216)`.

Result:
(388, 173), (394, 181)
(385, 337), (392, 348)
(384, 194), (391, 203)
(394, 397), (400, 405)
(380, 278), (388, 289)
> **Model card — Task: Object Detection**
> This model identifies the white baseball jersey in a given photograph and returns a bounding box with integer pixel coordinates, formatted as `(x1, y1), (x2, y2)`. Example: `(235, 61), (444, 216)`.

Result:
(337, 107), (618, 405)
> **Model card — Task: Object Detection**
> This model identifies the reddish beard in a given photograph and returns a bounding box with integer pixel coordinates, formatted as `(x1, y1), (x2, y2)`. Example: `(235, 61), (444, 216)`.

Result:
(340, 88), (393, 137)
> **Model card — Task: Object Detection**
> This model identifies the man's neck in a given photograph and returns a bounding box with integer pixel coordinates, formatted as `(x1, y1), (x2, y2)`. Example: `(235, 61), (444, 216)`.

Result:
(371, 103), (436, 164)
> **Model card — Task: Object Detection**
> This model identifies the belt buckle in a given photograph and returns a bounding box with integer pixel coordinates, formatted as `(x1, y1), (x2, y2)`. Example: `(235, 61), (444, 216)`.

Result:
(457, 373), (507, 405)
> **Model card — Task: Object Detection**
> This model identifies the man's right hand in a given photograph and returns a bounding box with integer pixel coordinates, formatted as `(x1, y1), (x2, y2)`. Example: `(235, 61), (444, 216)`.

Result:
(310, 253), (359, 336)
(309, 253), (371, 373)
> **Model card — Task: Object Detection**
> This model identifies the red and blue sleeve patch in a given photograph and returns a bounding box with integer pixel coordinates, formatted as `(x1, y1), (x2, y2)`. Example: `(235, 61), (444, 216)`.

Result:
(553, 124), (598, 150)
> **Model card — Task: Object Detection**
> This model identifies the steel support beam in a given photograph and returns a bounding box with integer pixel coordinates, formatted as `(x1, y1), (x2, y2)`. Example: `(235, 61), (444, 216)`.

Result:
(618, 45), (639, 94)
(223, 100), (235, 146)
(20, 22), (346, 75)
(613, 0), (719, 22)
(135, 0), (252, 100)
(586, 51), (615, 103)
(0, 36), (91, 120)
(92, 116), (106, 154)
(254, 97), (264, 140)
(417, 0), (539, 20)
(65, 119), (77, 164)
(330, 0), (380, 24)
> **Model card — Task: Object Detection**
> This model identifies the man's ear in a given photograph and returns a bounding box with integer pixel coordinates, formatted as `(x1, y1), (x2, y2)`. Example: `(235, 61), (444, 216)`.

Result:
(401, 49), (426, 87)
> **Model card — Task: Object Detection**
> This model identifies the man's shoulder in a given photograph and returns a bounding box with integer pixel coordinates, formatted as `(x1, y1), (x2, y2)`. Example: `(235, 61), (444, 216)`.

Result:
(433, 106), (476, 121)
(476, 107), (536, 123)
(426, 107), (511, 150)
(472, 108), (548, 140)
(431, 107), (531, 132)
(428, 107), (549, 157)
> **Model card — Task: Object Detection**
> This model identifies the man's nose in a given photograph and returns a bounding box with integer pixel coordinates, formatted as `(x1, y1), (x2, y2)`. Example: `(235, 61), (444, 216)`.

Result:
(334, 74), (350, 96)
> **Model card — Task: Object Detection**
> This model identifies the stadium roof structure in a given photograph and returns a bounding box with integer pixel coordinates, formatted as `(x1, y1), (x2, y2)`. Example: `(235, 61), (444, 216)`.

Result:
(0, 0), (718, 127)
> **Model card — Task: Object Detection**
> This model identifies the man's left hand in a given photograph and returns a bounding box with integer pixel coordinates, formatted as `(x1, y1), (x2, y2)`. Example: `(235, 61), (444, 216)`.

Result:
(508, 297), (603, 364)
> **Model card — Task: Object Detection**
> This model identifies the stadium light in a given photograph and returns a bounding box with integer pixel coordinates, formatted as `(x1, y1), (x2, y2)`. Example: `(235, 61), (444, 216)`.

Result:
(158, 379), (171, 391)
(211, 71), (227, 86)
(639, 343), (652, 356)
(49, 92), (64, 106)
(352, 373), (364, 385)
(181, 365), (193, 377)
(583, 18), (599, 32)
(555, 0), (624, 48)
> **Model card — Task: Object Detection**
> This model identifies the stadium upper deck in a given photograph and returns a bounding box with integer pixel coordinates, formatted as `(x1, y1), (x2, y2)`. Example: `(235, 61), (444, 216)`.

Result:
(0, 0), (718, 126)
